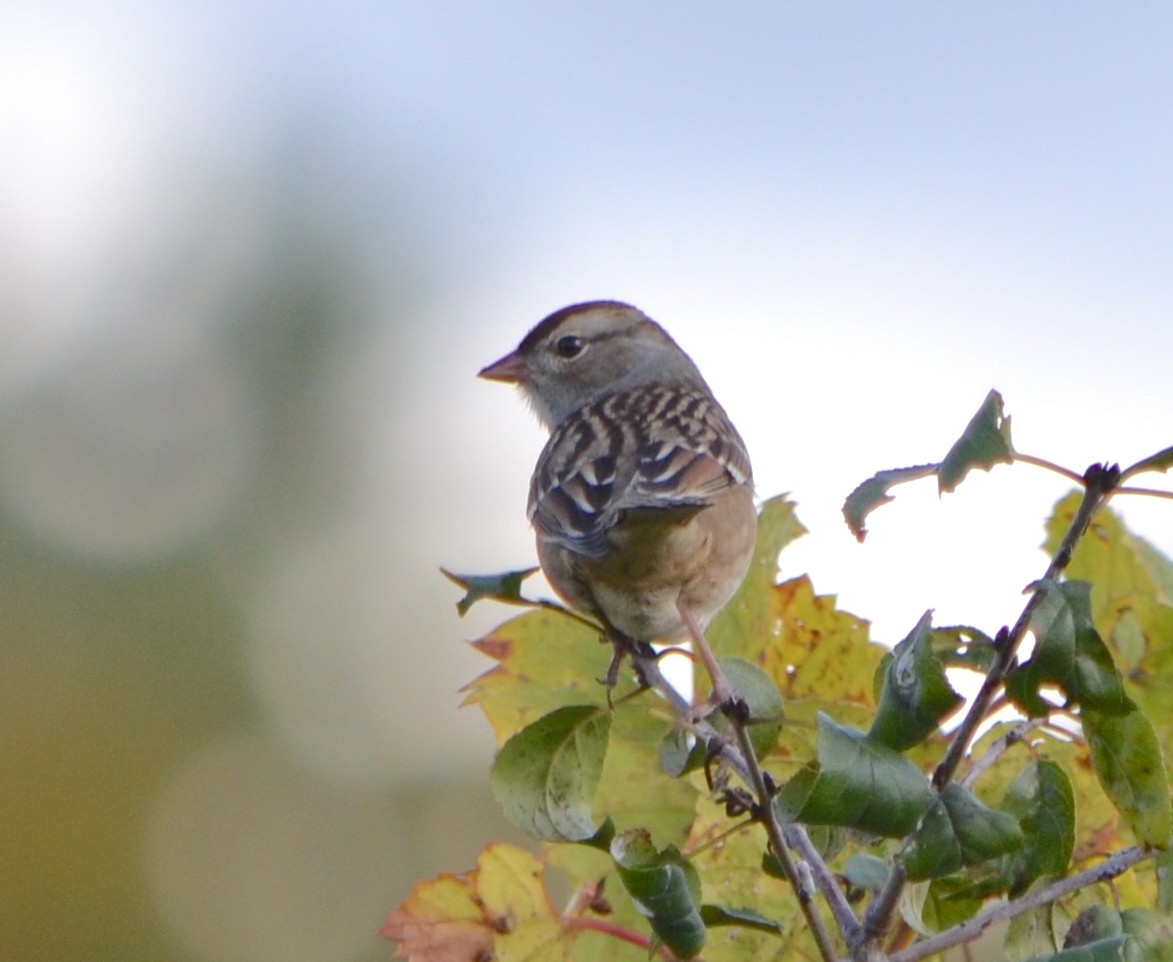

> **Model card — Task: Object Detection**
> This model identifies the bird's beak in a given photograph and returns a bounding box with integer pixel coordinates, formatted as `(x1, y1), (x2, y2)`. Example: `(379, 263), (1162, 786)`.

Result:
(478, 350), (526, 384)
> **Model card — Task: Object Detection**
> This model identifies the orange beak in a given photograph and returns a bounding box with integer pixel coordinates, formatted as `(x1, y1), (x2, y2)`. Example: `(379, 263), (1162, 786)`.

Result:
(478, 350), (527, 384)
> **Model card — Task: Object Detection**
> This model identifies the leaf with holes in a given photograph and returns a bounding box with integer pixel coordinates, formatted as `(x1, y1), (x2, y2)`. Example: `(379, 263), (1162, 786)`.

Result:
(938, 389), (1015, 493)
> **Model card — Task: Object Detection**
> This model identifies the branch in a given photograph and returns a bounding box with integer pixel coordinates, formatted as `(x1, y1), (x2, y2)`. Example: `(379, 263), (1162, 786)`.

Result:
(862, 463), (1122, 952)
(632, 651), (854, 962)
(887, 846), (1154, 962)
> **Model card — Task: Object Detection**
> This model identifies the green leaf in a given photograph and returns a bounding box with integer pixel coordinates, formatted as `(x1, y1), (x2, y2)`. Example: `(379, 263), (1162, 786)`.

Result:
(843, 853), (890, 892)
(932, 625), (1000, 673)
(715, 657), (785, 761)
(776, 713), (934, 837)
(698, 904), (783, 936)
(1084, 706), (1172, 847)
(1121, 908), (1173, 962)
(902, 784), (1024, 881)
(842, 464), (939, 542)
(1121, 445), (1173, 482)
(1006, 580), (1132, 717)
(659, 727), (704, 778)
(611, 829), (706, 959)
(490, 704), (611, 841)
(1064, 905), (1124, 946)
(1000, 760), (1075, 896)
(443, 567), (540, 615)
(1043, 493), (1173, 754)
(869, 611), (964, 751)
(1021, 937), (1130, 962)
(938, 389), (1015, 493)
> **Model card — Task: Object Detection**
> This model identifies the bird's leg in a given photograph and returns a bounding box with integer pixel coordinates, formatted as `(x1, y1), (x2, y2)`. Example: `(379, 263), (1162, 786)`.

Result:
(601, 630), (655, 702)
(675, 598), (739, 716)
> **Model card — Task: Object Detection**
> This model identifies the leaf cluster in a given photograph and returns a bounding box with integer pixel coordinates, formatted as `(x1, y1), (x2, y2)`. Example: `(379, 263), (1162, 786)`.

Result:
(388, 392), (1173, 962)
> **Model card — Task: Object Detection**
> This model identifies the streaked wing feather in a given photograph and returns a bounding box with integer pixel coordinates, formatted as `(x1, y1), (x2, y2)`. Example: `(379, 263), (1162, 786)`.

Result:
(528, 386), (751, 557)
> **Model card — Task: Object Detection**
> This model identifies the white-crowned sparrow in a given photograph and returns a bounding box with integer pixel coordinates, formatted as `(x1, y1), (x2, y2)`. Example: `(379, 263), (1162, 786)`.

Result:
(479, 300), (756, 689)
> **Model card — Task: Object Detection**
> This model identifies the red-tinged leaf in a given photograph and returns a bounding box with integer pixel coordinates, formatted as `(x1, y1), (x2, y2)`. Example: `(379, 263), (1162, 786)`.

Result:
(383, 844), (562, 962)
(382, 875), (492, 962)
(938, 389), (1015, 493)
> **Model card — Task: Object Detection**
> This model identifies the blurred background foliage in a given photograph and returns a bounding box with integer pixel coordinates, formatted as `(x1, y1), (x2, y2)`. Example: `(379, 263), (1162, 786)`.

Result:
(2, 4), (1172, 962)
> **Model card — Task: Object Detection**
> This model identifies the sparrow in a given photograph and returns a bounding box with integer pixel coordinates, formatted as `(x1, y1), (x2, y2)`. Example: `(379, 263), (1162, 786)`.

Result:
(479, 300), (756, 694)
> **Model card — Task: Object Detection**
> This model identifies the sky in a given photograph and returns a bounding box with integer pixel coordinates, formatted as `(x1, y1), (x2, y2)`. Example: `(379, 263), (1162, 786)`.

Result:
(2, 5), (1172, 962)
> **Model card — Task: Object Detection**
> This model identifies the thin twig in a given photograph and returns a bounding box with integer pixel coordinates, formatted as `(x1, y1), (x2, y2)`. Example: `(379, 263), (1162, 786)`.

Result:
(632, 650), (851, 962)
(886, 846), (1154, 962)
(1012, 452), (1086, 485)
(959, 719), (1045, 789)
(1115, 485), (1173, 500)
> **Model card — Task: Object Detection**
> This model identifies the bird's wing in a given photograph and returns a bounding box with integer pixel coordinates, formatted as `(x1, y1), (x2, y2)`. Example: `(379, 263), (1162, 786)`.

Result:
(528, 386), (752, 557)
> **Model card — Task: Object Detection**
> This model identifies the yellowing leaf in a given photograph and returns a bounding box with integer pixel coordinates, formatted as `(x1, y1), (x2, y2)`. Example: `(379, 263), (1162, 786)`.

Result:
(765, 575), (880, 736)
(462, 607), (620, 742)
(382, 844), (561, 962)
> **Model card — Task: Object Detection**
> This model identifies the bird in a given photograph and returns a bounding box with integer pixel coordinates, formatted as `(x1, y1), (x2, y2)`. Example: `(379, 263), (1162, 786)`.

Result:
(479, 300), (756, 702)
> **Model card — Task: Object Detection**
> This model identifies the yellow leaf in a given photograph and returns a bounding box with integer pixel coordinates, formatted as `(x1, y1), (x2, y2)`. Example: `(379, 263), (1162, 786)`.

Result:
(383, 844), (567, 962)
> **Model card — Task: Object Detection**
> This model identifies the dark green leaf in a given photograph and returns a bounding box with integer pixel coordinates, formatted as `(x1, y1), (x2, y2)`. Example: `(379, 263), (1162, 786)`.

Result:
(716, 657), (784, 761)
(869, 611), (964, 750)
(842, 464), (939, 542)
(1000, 760), (1075, 896)
(938, 389), (1015, 493)
(1121, 445), (1173, 482)
(611, 829), (706, 959)
(490, 704), (610, 841)
(442, 566), (540, 615)
(1006, 580), (1132, 717)
(699, 904), (783, 935)
(659, 727), (705, 778)
(1084, 706), (1172, 847)
(776, 713), (934, 837)
(902, 784), (1024, 881)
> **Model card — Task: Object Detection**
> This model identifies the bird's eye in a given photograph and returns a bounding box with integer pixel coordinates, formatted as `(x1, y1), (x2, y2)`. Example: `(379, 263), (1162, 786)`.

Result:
(554, 335), (585, 359)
